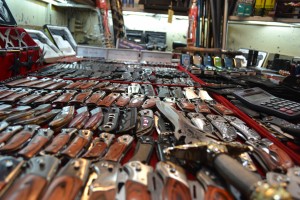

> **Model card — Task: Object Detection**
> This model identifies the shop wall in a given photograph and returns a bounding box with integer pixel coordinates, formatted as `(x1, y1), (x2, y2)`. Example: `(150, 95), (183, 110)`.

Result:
(6, 0), (68, 28)
(227, 22), (300, 57)
(122, 11), (189, 52)
(5, 0), (300, 56)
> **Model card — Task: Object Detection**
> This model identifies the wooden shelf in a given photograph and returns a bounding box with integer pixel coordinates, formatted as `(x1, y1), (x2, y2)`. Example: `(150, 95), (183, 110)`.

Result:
(229, 16), (300, 23)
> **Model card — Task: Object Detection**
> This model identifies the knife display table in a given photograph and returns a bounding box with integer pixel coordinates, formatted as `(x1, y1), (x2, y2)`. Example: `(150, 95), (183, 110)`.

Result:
(0, 59), (298, 200)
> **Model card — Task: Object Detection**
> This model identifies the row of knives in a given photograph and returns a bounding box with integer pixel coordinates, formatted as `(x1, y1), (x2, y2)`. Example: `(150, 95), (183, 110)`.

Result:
(0, 99), (297, 174)
(0, 64), (299, 199)
(0, 108), (299, 199)
(28, 62), (193, 83)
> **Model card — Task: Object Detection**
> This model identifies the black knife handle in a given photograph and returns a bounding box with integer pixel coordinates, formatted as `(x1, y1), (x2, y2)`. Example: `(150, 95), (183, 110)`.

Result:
(214, 154), (261, 198)
(129, 136), (154, 164)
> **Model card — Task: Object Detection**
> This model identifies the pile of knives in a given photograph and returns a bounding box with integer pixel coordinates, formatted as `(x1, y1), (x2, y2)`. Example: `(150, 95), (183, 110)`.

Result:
(0, 63), (298, 200)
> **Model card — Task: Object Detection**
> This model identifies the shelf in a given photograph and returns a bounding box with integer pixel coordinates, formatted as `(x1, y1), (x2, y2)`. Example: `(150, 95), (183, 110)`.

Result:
(39, 0), (96, 10)
(229, 16), (300, 23)
(122, 6), (188, 16)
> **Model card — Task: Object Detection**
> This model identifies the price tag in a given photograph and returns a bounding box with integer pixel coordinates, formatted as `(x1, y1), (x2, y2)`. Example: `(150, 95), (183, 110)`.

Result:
(76, 45), (107, 58)
(140, 51), (172, 63)
(107, 49), (139, 61)
(168, 8), (174, 23)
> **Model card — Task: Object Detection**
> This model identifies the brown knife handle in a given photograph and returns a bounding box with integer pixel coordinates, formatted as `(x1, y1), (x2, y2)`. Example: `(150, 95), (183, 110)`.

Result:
(125, 180), (151, 200)
(71, 92), (91, 103)
(44, 134), (71, 154)
(128, 98), (144, 108)
(50, 113), (73, 130)
(18, 136), (49, 158)
(83, 142), (107, 158)
(46, 82), (67, 90)
(253, 148), (279, 172)
(0, 131), (15, 143)
(98, 94), (119, 107)
(268, 143), (294, 171)
(34, 93), (58, 104)
(84, 113), (103, 130)
(213, 103), (234, 115)
(205, 186), (234, 200)
(115, 96), (130, 107)
(1, 93), (27, 102)
(68, 113), (89, 129)
(53, 93), (74, 104)
(89, 188), (117, 200)
(18, 95), (39, 105)
(64, 82), (82, 89)
(61, 137), (88, 158)
(162, 178), (192, 200)
(180, 102), (195, 111)
(85, 94), (102, 105)
(197, 102), (211, 113)
(103, 142), (127, 162)
(41, 176), (82, 200)
(2, 174), (47, 200)
(142, 98), (157, 109)
(0, 131), (32, 152)
(0, 182), (6, 192)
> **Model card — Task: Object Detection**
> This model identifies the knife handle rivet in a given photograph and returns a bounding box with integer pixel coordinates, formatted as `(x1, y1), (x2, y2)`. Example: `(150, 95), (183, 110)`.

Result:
(38, 159), (45, 168)
(135, 164), (141, 172)
(5, 160), (13, 168)
(170, 168), (176, 173)
(74, 161), (80, 170)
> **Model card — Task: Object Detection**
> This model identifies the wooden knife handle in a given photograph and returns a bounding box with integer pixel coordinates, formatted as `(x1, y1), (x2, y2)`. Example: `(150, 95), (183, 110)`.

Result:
(268, 143), (294, 171)
(0, 182), (6, 192)
(205, 186), (234, 200)
(103, 142), (127, 162)
(41, 176), (82, 200)
(46, 82), (67, 90)
(68, 112), (89, 129)
(162, 178), (192, 200)
(0, 131), (32, 152)
(115, 96), (130, 107)
(253, 147), (279, 172)
(128, 98), (144, 108)
(180, 102), (195, 111)
(83, 142), (107, 158)
(142, 98), (157, 109)
(2, 174), (47, 200)
(60, 137), (88, 158)
(44, 134), (71, 154)
(0, 131), (15, 144)
(18, 136), (49, 158)
(85, 93), (103, 105)
(84, 112), (103, 131)
(18, 95), (39, 105)
(70, 93), (90, 103)
(53, 93), (74, 104)
(20, 134), (49, 155)
(89, 188), (117, 200)
(125, 180), (151, 200)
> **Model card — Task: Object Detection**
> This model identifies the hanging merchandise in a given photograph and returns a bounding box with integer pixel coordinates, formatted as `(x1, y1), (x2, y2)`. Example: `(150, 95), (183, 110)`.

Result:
(96, 0), (114, 48)
(110, 0), (126, 44)
(187, 0), (198, 47)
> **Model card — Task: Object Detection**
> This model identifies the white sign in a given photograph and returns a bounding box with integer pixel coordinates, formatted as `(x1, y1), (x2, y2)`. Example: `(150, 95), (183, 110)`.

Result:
(76, 45), (107, 58)
(140, 51), (172, 63)
(107, 49), (140, 61)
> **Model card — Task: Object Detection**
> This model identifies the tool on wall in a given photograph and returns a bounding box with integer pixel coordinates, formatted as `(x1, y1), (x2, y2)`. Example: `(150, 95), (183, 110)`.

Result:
(110, 0), (125, 45)
(96, 0), (114, 48)
(186, 0), (229, 49)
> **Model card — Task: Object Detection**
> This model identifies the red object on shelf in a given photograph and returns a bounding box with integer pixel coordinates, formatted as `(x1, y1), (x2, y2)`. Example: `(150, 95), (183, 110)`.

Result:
(0, 27), (42, 81)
